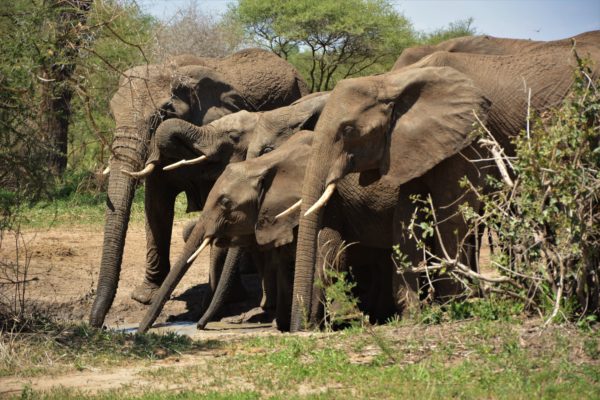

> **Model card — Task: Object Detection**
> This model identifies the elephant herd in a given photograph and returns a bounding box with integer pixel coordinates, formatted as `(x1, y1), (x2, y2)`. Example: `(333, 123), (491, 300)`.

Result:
(88, 32), (600, 333)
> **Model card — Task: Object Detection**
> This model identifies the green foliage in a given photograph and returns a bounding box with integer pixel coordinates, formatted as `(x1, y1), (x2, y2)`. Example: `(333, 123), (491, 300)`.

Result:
(68, 0), (156, 173)
(1, 0), (157, 229)
(227, 0), (416, 91)
(392, 62), (599, 325)
(419, 297), (524, 325)
(467, 62), (600, 321)
(317, 264), (365, 331)
(419, 17), (477, 45)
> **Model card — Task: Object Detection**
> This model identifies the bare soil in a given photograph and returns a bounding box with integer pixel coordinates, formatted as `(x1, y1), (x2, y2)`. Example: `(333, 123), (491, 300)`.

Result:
(0, 220), (264, 329)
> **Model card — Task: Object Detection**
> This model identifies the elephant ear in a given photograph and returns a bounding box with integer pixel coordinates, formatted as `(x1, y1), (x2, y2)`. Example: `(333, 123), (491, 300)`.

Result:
(379, 66), (490, 184)
(285, 91), (331, 131)
(254, 130), (312, 248)
(177, 65), (254, 119)
(254, 172), (301, 250)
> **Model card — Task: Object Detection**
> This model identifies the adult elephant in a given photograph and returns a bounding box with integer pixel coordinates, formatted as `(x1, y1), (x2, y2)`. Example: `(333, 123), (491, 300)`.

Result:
(290, 35), (600, 332)
(137, 126), (486, 332)
(89, 48), (309, 328)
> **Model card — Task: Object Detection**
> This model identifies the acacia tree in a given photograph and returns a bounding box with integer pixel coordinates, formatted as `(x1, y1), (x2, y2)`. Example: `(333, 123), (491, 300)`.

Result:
(227, 0), (416, 91)
(420, 18), (476, 45)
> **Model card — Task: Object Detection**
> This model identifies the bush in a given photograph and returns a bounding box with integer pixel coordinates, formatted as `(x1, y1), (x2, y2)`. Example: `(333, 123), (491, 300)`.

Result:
(396, 60), (600, 325)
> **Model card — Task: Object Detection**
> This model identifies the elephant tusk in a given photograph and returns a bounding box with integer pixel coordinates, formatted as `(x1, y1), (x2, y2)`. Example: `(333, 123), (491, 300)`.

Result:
(163, 155), (207, 171)
(102, 166), (110, 176)
(275, 199), (302, 220)
(187, 237), (211, 264)
(122, 163), (155, 179)
(304, 183), (336, 217)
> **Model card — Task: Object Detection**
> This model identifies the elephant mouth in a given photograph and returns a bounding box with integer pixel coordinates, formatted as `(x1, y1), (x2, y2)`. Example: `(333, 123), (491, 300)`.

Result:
(213, 235), (253, 247)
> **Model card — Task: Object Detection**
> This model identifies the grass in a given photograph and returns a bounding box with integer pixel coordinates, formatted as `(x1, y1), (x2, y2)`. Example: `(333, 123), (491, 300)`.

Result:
(3, 316), (599, 399)
(18, 187), (191, 228)
(0, 320), (219, 378)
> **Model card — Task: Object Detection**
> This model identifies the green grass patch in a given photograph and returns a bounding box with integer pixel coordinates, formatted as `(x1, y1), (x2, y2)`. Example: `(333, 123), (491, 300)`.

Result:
(5, 319), (600, 399)
(0, 320), (218, 378)
(18, 188), (191, 228)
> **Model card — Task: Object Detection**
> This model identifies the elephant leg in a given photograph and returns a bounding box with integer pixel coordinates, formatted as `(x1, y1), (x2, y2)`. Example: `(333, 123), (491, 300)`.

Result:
(431, 215), (473, 303)
(392, 200), (422, 316)
(312, 225), (347, 326)
(275, 244), (295, 331)
(261, 250), (279, 312)
(203, 246), (247, 312)
(132, 173), (176, 304)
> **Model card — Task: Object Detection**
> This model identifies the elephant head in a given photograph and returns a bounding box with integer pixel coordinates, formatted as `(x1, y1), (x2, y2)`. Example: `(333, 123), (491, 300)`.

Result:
(290, 66), (490, 331)
(89, 49), (309, 328)
(146, 91), (330, 177)
(137, 131), (314, 333)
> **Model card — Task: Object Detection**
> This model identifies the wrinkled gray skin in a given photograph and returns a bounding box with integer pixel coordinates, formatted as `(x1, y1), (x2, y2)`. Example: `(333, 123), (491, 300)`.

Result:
(392, 30), (600, 69)
(291, 33), (600, 331)
(137, 129), (487, 332)
(89, 48), (309, 328)
(147, 93), (329, 327)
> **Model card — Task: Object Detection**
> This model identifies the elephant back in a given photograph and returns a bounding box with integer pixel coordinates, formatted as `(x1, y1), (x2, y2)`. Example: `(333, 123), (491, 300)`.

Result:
(213, 48), (310, 111)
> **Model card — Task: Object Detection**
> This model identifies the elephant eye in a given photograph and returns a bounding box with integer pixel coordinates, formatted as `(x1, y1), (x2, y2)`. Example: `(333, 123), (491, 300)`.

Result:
(229, 132), (241, 144)
(342, 125), (359, 139)
(259, 146), (273, 156)
(219, 196), (232, 209)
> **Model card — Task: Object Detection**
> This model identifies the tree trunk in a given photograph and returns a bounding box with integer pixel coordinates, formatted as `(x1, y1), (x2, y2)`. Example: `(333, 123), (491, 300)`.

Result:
(38, 0), (91, 177)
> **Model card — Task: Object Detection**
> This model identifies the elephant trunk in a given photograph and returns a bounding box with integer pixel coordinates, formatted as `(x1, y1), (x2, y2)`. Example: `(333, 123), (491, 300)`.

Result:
(290, 145), (337, 331)
(148, 119), (217, 166)
(137, 220), (207, 333)
(89, 129), (148, 328)
(197, 246), (244, 329)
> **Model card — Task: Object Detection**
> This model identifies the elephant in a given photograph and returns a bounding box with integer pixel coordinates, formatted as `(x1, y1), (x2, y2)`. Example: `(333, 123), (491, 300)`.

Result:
(137, 124), (488, 332)
(89, 48), (309, 328)
(132, 91), (329, 322)
(393, 30), (600, 69)
(289, 33), (600, 331)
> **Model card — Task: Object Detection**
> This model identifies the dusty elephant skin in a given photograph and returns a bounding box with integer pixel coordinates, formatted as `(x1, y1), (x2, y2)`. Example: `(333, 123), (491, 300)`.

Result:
(290, 32), (600, 332)
(89, 48), (309, 328)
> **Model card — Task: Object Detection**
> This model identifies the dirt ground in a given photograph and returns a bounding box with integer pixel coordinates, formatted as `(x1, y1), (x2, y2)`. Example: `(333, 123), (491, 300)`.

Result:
(0, 220), (266, 330)
(0, 220), (498, 396)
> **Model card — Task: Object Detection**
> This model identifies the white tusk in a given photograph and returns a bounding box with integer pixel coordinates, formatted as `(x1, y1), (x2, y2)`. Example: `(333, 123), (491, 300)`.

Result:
(275, 200), (302, 220)
(102, 166), (110, 176)
(187, 237), (211, 264)
(121, 163), (155, 179)
(163, 155), (207, 171)
(304, 183), (336, 217)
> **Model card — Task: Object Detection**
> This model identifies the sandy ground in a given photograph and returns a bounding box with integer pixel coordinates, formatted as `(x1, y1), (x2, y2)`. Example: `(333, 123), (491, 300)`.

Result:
(0, 220), (266, 330)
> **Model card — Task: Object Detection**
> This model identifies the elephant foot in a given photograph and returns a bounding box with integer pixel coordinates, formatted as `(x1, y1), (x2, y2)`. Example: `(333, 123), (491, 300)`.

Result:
(220, 307), (275, 324)
(131, 281), (160, 305)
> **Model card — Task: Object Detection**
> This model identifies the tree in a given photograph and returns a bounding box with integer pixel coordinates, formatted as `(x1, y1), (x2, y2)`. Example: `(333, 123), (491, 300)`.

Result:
(420, 18), (477, 45)
(37, 0), (93, 177)
(0, 0), (156, 224)
(227, 0), (416, 92)
(152, 0), (245, 61)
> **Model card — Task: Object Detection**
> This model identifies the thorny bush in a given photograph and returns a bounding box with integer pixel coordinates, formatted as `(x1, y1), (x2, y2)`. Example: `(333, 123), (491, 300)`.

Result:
(396, 60), (600, 325)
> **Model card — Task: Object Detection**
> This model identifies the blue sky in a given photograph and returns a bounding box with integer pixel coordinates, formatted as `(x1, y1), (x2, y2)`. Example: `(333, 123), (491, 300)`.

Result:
(138, 0), (599, 41)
